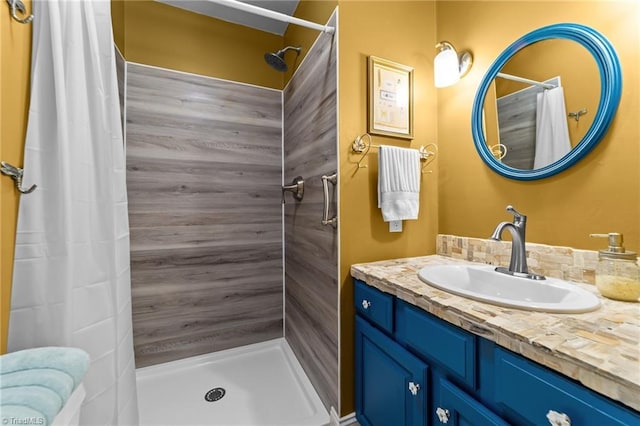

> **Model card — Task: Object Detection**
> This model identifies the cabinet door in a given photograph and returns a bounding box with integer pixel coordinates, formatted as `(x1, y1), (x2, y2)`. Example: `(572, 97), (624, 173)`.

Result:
(396, 300), (477, 389)
(356, 315), (428, 426)
(493, 347), (640, 426)
(436, 378), (509, 426)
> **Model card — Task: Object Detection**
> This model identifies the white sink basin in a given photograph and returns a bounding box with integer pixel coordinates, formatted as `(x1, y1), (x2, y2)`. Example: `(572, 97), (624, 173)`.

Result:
(417, 264), (600, 313)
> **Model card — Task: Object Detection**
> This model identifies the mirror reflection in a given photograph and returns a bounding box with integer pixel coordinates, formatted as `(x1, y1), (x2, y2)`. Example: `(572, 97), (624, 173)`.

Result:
(482, 39), (600, 170)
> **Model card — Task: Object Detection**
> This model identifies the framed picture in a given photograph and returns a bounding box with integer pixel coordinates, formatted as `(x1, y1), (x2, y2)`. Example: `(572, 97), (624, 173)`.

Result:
(368, 56), (414, 139)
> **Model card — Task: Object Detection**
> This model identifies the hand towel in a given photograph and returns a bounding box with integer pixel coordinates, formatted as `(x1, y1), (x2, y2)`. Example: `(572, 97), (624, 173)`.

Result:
(377, 145), (421, 222)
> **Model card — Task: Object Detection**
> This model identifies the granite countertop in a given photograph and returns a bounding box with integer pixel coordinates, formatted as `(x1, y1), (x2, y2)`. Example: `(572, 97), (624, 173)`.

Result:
(351, 255), (640, 412)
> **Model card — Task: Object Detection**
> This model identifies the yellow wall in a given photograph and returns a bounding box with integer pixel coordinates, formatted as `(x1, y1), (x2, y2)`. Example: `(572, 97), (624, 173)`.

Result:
(111, 0), (125, 55)
(0, 1), (32, 353)
(117, 0), (284, 89)
(338, 1), (438, 414)
(283, 0), (338, 85)
(437, 1), (639, 253)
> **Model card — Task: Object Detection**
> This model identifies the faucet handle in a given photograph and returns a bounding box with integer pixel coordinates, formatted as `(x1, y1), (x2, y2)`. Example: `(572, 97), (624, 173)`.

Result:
(506, 205), (526, 222)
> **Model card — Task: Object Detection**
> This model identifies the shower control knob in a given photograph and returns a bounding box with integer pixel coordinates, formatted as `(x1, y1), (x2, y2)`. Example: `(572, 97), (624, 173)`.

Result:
(361, 300), (371, 310)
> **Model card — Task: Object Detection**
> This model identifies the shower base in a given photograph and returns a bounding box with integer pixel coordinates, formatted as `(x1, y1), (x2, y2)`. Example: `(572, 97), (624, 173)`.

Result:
(136, 338), (330, 426)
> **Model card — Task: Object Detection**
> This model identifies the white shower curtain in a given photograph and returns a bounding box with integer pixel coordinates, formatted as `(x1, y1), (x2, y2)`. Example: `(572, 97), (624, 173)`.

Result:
(8, 0), (138, 424)
(533, 86), (572, 169)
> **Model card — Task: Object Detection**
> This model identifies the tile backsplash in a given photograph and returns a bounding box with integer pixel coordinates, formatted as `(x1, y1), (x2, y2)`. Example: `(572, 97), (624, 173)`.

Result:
(437, 234), (599, 285)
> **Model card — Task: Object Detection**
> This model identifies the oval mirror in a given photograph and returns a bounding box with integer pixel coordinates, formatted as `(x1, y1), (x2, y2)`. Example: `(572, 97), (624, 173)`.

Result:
(471, 23), (622, 180)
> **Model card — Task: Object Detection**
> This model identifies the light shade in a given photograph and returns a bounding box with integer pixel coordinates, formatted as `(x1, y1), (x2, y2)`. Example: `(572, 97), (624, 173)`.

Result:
(434, 48), (460, 88)
(434, 41), (473, 88)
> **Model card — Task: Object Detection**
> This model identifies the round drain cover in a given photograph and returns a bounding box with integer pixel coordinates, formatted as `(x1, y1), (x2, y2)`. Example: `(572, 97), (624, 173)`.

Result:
(204, 387), (226, 402)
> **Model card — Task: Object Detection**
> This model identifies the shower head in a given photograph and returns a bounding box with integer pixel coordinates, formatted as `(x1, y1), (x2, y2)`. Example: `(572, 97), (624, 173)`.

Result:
(264, 46), (301, 72)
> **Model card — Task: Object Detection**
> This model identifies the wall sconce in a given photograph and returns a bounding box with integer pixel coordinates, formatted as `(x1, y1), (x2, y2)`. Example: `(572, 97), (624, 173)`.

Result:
(434, 41), (473, 88)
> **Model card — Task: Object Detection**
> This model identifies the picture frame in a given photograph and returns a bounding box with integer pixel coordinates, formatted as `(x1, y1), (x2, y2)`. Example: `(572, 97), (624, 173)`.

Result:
(368, 56), (414, 139)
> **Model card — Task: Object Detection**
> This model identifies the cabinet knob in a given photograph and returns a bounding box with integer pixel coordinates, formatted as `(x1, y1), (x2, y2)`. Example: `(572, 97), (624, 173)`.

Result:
(361, 299), (371, 309)
(546, 410), (571, 426)
(436, 407), (450, 424)
(408, 381), (420, 396)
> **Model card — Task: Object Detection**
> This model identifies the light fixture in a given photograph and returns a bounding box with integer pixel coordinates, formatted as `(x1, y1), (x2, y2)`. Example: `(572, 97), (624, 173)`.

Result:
(434, 41), (473, 88)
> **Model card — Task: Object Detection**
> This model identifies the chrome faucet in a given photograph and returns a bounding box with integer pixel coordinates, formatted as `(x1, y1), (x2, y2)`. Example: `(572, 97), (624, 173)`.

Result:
(490, 205), (545, 280)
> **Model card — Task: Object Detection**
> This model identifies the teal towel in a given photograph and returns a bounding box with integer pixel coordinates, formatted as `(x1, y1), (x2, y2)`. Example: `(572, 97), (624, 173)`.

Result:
(0, 385), (62, 425)
(2, 368), (75, 401)
(0, 347), (89, 387)
(0, 347), (89, 426)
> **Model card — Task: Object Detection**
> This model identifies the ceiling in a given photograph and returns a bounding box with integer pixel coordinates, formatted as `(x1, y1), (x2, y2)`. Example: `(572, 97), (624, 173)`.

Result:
(156, 0), (301, 35)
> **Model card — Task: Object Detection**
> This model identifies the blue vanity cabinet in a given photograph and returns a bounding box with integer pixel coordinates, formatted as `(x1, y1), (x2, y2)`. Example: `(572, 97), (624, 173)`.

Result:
(353, 279), (640, 426)
(355, 315), (428, 426)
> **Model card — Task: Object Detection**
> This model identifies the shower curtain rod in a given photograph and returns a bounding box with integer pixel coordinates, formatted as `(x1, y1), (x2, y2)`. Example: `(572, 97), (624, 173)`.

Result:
(205, 0), (335, 33)
(497, 72), (556, 90)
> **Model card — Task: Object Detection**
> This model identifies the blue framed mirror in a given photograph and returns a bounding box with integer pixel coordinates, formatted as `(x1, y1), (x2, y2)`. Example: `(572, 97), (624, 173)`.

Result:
(471, 23), (622, 180)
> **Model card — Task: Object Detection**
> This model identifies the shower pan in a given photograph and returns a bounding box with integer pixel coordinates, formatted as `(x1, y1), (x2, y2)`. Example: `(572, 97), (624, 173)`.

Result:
(136, 339), (328, 426)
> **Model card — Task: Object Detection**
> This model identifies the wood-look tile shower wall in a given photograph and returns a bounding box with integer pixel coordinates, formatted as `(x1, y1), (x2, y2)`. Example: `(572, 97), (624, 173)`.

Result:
(125, 64), (284, 367)
(283, 13), (338, 412)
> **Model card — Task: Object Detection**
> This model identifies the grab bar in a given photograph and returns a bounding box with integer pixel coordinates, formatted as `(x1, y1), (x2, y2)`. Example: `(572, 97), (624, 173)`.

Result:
(321, 172), (337, 228)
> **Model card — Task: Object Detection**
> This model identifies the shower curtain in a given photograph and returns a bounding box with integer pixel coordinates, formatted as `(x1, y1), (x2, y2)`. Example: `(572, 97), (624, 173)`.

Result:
(534, 86), (572, 168)
(8, 0), (138, 424)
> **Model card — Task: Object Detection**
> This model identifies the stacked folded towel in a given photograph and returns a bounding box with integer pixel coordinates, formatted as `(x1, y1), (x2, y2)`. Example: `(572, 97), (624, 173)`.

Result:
(377, 145), (421, 222)
(1, 347), (89, 426)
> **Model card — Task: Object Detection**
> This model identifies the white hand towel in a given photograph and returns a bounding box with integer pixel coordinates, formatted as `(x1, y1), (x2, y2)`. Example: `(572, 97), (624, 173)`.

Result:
(377, 145), (421, 222)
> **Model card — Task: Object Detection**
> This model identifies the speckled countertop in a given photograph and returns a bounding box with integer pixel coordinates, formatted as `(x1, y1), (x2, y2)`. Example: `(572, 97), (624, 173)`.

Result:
(351, 255), (640, 412)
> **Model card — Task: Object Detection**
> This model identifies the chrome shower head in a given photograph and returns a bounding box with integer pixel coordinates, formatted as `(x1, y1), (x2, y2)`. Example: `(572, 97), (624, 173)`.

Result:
(264, 46), (301, 72)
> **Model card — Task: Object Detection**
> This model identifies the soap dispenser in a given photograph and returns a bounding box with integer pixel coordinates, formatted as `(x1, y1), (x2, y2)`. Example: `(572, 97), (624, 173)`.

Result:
(589, 233), (640, 302)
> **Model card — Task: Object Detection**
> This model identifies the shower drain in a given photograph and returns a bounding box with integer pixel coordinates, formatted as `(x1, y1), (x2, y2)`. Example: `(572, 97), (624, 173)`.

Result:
(204, 387), (226, 402)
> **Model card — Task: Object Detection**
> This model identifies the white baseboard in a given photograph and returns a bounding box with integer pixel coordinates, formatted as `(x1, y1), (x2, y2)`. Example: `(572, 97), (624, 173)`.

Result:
(329, 407), (358, 425)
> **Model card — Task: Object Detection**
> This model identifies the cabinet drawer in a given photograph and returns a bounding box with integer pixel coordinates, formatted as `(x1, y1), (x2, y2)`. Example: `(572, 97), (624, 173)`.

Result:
(395, 300), (476, 388)
(494, 347), (640, 425)
(354, 280), (394, 333)
(437, 378), (509, 426)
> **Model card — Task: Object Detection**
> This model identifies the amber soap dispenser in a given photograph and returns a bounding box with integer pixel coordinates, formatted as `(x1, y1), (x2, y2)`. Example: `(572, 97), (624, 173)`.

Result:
(589, 233), (640, 302)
